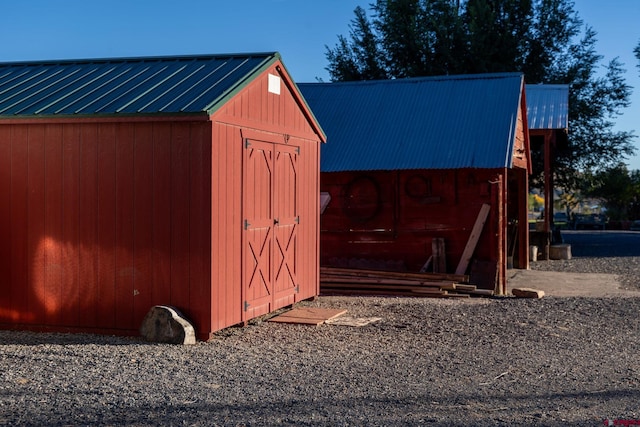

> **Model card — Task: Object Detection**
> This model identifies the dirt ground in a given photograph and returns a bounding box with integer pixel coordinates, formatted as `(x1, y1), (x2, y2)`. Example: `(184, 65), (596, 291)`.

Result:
(507, 268), (638, 297)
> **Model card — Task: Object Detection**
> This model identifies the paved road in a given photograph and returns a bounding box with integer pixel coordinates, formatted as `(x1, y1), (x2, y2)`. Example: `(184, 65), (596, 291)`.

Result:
(557, 229), (640, 257)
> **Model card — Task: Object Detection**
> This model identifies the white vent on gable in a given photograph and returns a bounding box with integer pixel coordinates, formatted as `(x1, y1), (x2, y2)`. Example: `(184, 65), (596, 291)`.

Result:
(268, 74), (281, 95)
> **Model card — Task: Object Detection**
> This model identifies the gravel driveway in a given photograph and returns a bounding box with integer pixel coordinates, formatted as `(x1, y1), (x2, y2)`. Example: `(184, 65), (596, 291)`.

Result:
(1, 231), (639, 426)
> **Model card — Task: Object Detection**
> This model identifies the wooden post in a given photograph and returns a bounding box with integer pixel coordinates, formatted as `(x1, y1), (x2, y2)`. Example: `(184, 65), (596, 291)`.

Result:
(432, 238), (446, 273)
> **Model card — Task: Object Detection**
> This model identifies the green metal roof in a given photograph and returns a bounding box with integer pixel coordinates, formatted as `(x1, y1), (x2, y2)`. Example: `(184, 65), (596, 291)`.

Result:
(299, 73), (526, 172)
(0, 53), (280, 117)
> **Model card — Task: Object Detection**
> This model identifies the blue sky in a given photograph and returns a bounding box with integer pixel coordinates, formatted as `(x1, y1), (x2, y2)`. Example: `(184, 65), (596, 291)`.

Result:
(2, 0), (639, 169)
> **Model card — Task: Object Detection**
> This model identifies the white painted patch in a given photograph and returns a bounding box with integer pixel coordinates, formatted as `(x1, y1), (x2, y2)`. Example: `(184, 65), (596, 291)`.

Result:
(268, 74), (281, 95)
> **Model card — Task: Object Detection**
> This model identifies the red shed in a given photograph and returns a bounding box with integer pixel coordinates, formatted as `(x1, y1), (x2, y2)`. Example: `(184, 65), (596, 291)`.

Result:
(0, 53), (326, 340)
(300, 74), (530, 294)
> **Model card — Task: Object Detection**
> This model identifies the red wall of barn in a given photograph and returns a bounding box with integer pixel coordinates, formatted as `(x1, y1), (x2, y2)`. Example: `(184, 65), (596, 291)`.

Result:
(209, 62), (322, 333)
(320, 168), (506, 290)
(0, 120), (212, 337)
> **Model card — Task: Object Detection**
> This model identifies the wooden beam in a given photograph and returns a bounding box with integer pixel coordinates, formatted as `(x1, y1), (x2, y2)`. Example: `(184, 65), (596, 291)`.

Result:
(455, 204), (491, 275)
(320, 266), (468, 283)
(432, 238), (446, 273)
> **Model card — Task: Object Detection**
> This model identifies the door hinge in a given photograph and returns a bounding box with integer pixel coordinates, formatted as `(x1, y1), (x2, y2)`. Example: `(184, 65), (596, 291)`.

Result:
(295, 216), (300, 224)
(244, 301), (250, 312)
(295, 285), (299, 293)
(244, 219), (251, 230)
(245, 140), (251, 148)
(295, 146), (300, 154)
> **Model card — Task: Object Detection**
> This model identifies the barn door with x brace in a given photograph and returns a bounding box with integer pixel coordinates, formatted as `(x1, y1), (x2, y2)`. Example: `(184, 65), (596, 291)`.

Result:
(242, 138), (300, 320)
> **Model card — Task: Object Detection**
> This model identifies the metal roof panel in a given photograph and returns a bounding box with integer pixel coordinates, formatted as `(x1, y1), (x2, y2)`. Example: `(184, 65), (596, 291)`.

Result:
(0, 53), (278, 117)
(525, 84), (569, 130)
(299, 73), (525, 171)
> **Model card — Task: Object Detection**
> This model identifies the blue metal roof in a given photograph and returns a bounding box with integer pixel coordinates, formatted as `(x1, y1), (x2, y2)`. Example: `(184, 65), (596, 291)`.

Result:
(525, 84), (569, 130)
(298, 73), (525, 172)
(0, 53), (279, 117)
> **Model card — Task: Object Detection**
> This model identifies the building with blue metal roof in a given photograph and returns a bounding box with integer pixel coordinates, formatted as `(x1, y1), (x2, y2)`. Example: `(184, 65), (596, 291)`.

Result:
(299, 73), (532, 295)
(525, 84), (570, 131)
(524, 84), (570, 244)
(299, 73), (528, 172)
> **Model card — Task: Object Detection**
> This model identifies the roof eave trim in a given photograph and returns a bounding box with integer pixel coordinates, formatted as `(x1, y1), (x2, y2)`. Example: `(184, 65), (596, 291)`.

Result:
(0, 111), (210, 124)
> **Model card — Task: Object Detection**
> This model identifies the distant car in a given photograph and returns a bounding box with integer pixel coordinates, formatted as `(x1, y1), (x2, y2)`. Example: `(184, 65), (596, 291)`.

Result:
(630, 220), (640, 231)
(553, 212), (569, 229)
(553, 212), (569, 222)
(573, 213), (607, 230)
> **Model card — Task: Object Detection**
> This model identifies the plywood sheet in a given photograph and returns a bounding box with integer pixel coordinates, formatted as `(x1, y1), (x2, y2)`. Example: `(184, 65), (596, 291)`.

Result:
(268, 307), (347, 325)
(324, 316), (382, 327)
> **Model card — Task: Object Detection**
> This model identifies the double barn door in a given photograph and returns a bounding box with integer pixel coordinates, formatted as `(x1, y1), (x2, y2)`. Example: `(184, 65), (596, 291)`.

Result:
(242, 138), (300, 320)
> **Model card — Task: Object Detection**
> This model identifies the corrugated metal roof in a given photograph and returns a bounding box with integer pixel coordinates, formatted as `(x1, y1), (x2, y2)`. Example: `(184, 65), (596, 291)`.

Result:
(525, 84), (569, 130)
(298, 73), (525, 172)
(0, 53), (279, 117)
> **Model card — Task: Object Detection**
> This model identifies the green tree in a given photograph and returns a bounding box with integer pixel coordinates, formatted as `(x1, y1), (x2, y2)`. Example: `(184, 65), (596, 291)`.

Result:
(325, 0), (635, 192)
(325, 6), (387, 81)
(630, 170), (640, 220)
(635, 39), (640, 74)
(584, 164), (640, 221)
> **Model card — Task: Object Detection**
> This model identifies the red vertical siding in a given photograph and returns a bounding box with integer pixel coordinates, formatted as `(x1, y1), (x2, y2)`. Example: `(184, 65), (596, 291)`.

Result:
(0, 119), (213, 337)
(209, 63), (323, 332)
(114, 123), (135, 330)
(213, 62), (319, 140)
(27, 125), (46, 321)
(188, 123), (212, 331)
(151, 123), (172, 307)
(210, 123), (243, 332)
(169, 123), (191, 312)
(133, 123), (154, 325)
(0, 126), (11, 320)
(79, 124), (99, 327)
(96, 123), (117, 329)
(290, 136), (320, 301)
(10, 126), (29, 322)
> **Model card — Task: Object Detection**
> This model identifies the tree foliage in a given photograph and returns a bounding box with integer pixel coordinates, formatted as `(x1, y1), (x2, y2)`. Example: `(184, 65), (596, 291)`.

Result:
(584, 164), (640, 221)
(325, 0), (635, 190)
(635, 40), (640, 75)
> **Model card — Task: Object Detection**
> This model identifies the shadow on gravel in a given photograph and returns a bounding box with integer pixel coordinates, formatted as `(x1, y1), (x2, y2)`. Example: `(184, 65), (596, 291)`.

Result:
(16, 388), (640, 426)
(558, 230), (640, 258)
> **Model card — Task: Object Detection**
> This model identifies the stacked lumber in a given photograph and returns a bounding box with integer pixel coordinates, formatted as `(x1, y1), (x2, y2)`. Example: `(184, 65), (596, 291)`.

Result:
(320, 267), (494, 298)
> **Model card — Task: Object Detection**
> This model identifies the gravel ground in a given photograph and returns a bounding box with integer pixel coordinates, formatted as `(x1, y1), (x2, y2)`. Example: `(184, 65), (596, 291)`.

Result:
(1, 231), (640, 426)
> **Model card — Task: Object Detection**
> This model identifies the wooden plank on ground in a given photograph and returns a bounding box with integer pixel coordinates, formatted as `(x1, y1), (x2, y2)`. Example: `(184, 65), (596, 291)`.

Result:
(455, 204), (491, 275)
(512, 288), (544, 298)
(320, 266), (468, 283)
(320, 288), (449, 297)
(454, 288), (495, 296)
(268, 307), (347, 325)
(321, 277), (457, 288)
(321, 282), (452, 293)
(325, 316), (382, 327)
